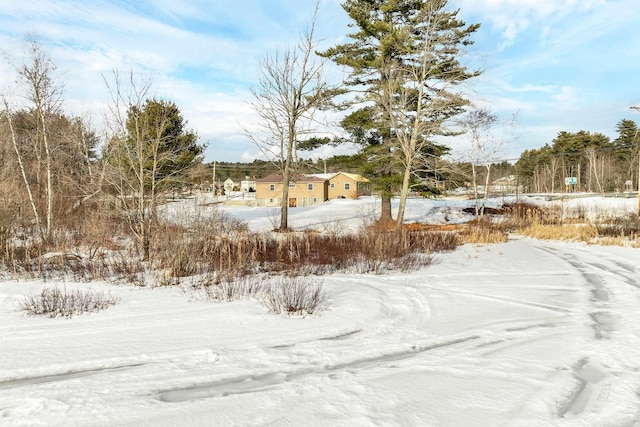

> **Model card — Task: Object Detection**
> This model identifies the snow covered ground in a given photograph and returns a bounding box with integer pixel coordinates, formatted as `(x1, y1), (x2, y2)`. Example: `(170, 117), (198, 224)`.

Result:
(1, 196), (640, 426)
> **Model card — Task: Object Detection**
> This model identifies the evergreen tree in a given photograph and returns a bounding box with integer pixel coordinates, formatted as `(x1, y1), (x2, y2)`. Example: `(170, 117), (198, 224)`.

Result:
(613, 119), (638, 159)
(105, 93), (202, 259)
(321, 0), (479, 223)
(124, 99), (201, 191)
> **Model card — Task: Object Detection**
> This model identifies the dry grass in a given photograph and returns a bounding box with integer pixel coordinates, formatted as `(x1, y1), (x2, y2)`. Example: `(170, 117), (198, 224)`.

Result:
(517, 223), (598, 242)
(495, 202), (638, 246)
(458, 220), (508, 245)
(183, 274), (264, 302)
(4, 199), (638, 284)
(451, 202), (640, 247)
(150, 223), (459, 279)
(591, 236), (640, 247)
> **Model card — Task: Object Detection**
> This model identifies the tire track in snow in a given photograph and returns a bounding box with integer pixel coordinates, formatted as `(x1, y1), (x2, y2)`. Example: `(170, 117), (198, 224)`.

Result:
(0, 363), (146, 390)
(534, 243), (640, 419)
(155, 313), (576, 404)
(558, 358), (609, 418)
(152, 254), (592, 405)
(536, 246), (613, 340)
(157, 334), (483, 403)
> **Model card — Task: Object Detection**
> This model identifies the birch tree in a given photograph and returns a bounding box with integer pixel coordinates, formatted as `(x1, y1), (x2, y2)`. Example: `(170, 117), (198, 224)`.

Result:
(2, 99), (42, 233)
(458, 107), (501, 216)
(9, 41), (64, 239)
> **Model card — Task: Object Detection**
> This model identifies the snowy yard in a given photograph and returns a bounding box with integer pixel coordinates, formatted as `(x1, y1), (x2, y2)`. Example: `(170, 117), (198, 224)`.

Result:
(1, 196), (640, 426)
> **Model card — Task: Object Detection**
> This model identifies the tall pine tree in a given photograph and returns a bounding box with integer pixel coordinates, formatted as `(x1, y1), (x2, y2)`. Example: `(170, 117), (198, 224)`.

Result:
(322, 0), (479, 224)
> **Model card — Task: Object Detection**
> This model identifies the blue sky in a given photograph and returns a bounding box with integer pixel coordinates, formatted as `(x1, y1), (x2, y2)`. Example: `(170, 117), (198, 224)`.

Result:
(1, 0), (639, 163)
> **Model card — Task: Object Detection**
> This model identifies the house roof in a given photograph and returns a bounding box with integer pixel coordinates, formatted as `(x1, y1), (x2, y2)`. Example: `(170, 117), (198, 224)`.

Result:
(256, 172), (370, 183)
(308, 173), (334, 180)
(333, 172), (369, 183)
(256, 174), (327, 183)
(308, 172), (370, 183)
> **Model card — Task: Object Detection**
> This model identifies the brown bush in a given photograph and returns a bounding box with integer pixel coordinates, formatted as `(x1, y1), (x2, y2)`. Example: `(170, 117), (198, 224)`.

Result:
(259, 276), (328, 315)
(458, 218), (508, 244)
(20, 286), (119, 318)
(595, 214), (640, 240)
(149, 225), (459, 280)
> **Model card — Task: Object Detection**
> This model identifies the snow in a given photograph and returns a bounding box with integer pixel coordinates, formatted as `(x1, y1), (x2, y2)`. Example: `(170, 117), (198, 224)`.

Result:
(2, 195), (640, 426)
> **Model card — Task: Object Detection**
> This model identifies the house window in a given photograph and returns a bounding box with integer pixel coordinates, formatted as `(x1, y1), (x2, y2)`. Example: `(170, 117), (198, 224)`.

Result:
(269, 184), (275, 191)
(307, 183), (314, 190)
(289, 182), (296, 188)
(312, 197), (317, 203)
(269, 198), (274, 204)
(344, 183), (351, 190)
(330, 183), (335, 188)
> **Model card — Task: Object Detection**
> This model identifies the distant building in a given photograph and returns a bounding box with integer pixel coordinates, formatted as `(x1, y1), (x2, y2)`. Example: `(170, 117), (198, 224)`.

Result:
(223, 178), (235, 193)
(489, 175), (521, 194)
(255, 174), (328, 207)
(326, 172), (370, 199)
(255, 172), (371, 207)
(240, 176), (256, 192)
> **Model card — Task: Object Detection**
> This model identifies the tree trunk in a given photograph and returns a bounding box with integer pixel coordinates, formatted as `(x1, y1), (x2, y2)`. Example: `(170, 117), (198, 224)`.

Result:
(142, 221), (150, 261)
(482, 164), (492, 216)
(40, 112), (53, 240)
(280, 172), (290, 231)
(471, 162), (479, 216)
(379, 191), (393, 224)
(280, 122), (296, 231)
(395, 163), (411, 229)
(4, 107), (42, 236)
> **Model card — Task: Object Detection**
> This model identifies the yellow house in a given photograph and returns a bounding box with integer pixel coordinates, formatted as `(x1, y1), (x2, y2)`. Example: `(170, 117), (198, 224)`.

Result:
(326, 172), (370, 200)
(255, 174), (328, 207)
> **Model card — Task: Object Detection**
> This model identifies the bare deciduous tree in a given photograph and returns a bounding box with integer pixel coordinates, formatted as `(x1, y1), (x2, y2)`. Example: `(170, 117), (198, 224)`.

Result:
(246, 6), (335, 230)
(2, 99), (42, 232)
(459, 107), (515, 216)
(103, 70), (201, 259)
(8, 40), (64, 239)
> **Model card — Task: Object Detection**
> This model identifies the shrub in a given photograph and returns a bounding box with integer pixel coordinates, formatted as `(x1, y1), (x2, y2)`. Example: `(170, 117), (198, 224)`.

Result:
(256, 229), (456, 275)
(20, 287), (120, 318)
(595, 213), (640, 240)
(459, 218), (508, 244)
(500, 202), (562, 230)
(183, 274), (264, 302)
(105, 251), (147, 286)
(259, 276), (328, 315)
(2, 202), (460, 283)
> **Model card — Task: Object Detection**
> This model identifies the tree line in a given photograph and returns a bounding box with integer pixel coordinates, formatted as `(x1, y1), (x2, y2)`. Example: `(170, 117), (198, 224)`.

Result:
(516, 122), (639, 193)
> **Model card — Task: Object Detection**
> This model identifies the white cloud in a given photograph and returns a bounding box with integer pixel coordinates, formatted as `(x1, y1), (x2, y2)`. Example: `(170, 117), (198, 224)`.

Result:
(551, 86), (578, 108)
(453, 0), (607, 48)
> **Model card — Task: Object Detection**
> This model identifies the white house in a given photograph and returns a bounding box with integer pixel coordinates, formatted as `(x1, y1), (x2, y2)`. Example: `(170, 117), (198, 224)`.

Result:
(240, 176), (256, 192)
(223, 178), (235, 193)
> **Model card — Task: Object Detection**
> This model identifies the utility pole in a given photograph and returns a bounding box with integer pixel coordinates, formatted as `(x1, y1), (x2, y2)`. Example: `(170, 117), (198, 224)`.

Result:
(212, 160), (216, 195)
